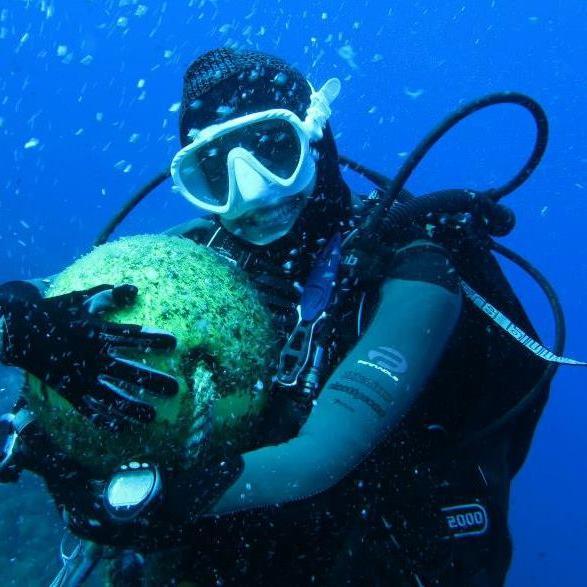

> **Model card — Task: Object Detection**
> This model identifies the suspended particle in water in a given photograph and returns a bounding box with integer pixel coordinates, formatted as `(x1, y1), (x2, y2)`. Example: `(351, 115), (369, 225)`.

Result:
(56, 45), (68, 57)
(24, 137), (40, 149)
(216, 105), (235, 117)
(273, 72), (288, 86)
(338, 45), (358, 69)
(168, 102), (181, 112)
(404, 87), (425, 99)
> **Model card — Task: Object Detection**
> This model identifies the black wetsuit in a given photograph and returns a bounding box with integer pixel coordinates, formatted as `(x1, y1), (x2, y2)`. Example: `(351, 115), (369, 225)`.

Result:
(133, 207), (547, 587)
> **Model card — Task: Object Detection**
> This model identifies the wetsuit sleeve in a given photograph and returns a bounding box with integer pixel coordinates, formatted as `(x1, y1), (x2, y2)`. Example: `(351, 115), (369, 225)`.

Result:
(210, 242), (462, 515)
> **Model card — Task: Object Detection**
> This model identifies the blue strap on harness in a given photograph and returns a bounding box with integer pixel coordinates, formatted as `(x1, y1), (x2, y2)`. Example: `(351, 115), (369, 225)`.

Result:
(277, 233), (342, 387)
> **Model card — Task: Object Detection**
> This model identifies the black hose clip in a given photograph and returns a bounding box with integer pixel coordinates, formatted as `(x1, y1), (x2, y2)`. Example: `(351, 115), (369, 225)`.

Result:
(473, 190), (516, 237)
(422, 189), (516, 238)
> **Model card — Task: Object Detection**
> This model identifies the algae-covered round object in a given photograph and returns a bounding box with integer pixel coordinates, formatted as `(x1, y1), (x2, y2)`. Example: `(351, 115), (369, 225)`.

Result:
(25, 235), (277, 477)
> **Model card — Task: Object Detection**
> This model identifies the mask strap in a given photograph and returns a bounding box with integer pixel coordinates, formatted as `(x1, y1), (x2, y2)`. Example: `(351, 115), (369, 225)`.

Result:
(303, 78), (342, 141)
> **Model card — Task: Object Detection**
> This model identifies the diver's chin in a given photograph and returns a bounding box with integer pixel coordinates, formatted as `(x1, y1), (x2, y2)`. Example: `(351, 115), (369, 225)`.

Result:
(220, 197), (306, 246)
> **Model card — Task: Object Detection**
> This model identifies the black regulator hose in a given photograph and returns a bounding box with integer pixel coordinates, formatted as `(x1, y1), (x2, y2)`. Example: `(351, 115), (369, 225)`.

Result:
(359, 92), (548, 238)
(339, 155), (396, 196)
(94, 170), (170, 247)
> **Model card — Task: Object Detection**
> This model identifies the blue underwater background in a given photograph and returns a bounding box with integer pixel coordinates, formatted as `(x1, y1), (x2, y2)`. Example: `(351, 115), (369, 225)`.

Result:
(0, 0), (586, 584)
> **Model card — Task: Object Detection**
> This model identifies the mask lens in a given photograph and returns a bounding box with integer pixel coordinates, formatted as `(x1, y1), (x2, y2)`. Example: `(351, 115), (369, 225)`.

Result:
(233, 118), (302, 178)
(177, 145), (229, 208)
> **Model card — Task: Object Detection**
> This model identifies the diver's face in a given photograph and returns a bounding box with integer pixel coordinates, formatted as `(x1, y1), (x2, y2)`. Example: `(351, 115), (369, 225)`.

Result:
(215, 119), (318, 246)
(172, 77), (341, 246)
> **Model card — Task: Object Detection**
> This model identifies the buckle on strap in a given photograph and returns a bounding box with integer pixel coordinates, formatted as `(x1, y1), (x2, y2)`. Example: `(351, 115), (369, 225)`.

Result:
(278, 233), (342, 387)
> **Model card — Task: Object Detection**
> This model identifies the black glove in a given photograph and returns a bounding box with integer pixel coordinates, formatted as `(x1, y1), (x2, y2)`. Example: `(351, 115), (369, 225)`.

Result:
(0, 280), (178, 429)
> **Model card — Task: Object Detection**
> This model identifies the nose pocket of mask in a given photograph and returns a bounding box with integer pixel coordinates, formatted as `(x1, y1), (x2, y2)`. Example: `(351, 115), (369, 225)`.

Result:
(233, 155), (269, 201)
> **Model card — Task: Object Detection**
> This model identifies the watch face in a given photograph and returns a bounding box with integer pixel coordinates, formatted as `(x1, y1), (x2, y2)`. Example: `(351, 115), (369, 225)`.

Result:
(105, 462), (161, 519)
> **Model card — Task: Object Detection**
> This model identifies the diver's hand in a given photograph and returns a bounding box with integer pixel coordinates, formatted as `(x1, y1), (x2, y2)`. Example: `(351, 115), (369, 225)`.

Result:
(59, 455), (243, 551)
(0, 281), (178, 429)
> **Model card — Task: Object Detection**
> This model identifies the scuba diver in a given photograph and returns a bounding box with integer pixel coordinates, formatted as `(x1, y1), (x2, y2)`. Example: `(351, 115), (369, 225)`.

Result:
(0, 48), (584, 586)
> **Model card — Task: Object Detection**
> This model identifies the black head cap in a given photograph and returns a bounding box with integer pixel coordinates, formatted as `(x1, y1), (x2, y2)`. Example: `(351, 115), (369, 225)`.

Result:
(180, 48), (311, 144)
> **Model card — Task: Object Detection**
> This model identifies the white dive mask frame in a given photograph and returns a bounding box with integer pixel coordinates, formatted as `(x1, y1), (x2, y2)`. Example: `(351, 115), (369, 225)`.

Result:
(170, 77), (342, 216)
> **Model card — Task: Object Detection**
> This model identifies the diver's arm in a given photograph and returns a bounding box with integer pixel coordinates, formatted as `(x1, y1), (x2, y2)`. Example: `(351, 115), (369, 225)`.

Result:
(210, 242), (462, 515)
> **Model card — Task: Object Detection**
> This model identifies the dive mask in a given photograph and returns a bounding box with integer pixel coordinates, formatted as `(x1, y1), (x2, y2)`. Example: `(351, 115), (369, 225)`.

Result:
(170, 78), (341, 244)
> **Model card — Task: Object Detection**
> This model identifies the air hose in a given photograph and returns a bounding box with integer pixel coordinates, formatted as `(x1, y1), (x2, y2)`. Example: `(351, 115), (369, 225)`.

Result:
(356, 91), (549, 239)
(94, 170), (170, 247)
